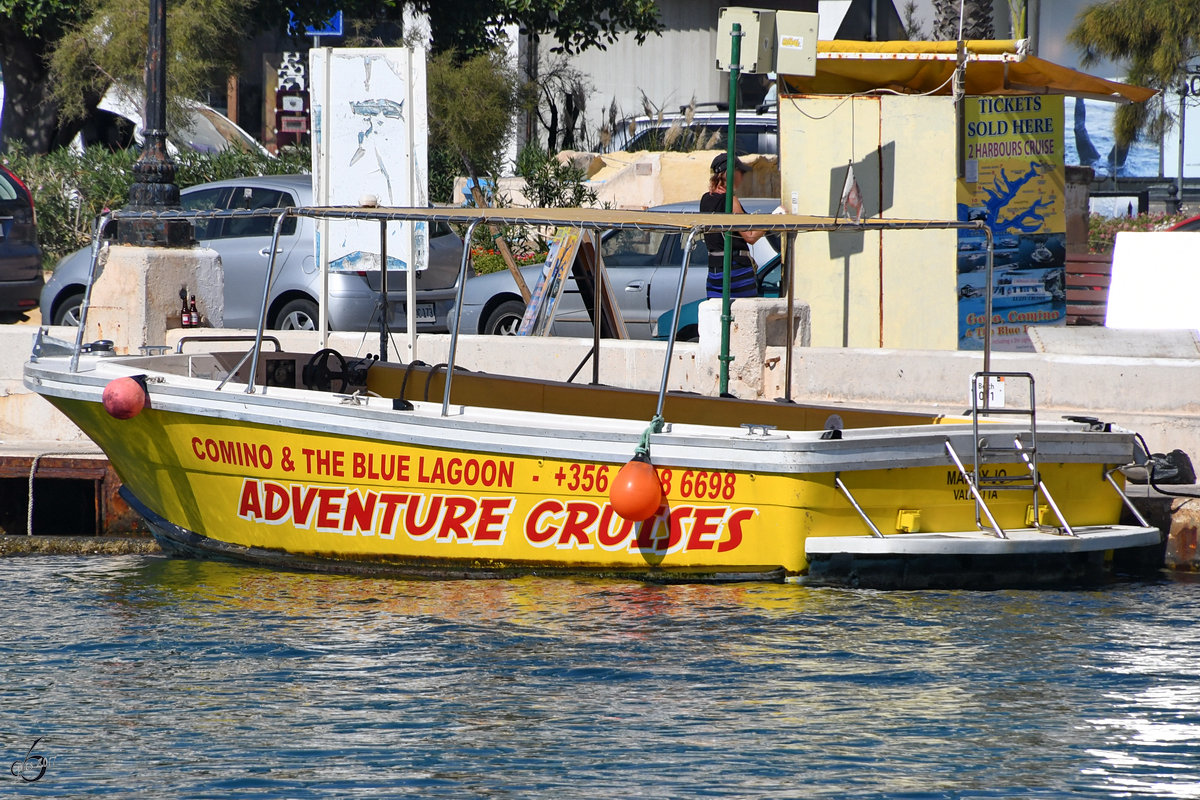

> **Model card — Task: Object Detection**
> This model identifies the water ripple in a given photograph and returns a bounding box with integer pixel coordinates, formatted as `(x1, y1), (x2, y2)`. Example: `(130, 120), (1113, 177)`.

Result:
(1, 557), (1198, 797)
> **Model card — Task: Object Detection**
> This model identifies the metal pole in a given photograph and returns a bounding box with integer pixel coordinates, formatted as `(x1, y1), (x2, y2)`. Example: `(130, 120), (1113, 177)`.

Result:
(118, 0), (192, 247)
(719, 22), (742, 396)
(656, 229), (702, 419)
(982, 224), (994, 375)
(1178, 88), (1187, 213)
(784, 230), (795, 402)
(592, 230), (601, 384)
(442, 220), (482, 417)
(379, 219), (388, 362)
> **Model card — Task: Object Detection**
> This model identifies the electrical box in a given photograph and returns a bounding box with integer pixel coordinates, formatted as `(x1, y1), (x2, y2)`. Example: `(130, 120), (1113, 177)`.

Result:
(775, 11), (819, 77)
(716, 7), (776, 74)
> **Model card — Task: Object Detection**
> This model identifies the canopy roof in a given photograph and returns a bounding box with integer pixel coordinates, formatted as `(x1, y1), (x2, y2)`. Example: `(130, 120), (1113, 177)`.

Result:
(116, 204), (985, 234)
(781, 40), (1156, 104)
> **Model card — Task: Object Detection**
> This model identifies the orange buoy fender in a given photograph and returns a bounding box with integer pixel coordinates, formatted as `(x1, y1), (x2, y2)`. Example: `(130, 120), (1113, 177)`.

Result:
(102, 376), (147, 419)
(609, 453), (663, 521)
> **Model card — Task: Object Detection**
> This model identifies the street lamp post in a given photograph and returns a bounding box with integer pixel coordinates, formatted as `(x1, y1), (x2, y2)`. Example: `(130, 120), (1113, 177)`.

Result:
(118, 0), (193, 247)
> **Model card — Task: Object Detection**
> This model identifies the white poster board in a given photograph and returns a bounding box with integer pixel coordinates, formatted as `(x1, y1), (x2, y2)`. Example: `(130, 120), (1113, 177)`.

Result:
(309, 47), (429, 306)
(1107, 232), (1200, 330)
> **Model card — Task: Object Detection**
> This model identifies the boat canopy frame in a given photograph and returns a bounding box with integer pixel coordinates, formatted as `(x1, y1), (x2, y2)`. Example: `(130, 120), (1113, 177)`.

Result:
(91, 204), (994, 422)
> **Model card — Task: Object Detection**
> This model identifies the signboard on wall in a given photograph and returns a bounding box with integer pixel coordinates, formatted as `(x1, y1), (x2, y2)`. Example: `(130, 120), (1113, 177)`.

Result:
(956, 95), (1067, 352)
(309, 47), (429, 281)
(274, 52), (310, 150)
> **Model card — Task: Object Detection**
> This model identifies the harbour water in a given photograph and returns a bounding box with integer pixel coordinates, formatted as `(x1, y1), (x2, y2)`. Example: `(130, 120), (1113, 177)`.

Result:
(3, 554), (1200, 798)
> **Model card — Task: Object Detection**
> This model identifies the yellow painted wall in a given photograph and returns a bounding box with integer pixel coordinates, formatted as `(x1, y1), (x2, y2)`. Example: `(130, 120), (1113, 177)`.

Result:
(779, 95), (959, 349)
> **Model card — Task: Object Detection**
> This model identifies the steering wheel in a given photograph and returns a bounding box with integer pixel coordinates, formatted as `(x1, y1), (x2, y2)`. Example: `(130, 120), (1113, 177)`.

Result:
(302, 348), (349, 393)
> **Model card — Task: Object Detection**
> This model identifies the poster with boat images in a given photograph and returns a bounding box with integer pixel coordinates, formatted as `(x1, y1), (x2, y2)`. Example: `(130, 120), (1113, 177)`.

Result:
(956, 94), (1066, 352)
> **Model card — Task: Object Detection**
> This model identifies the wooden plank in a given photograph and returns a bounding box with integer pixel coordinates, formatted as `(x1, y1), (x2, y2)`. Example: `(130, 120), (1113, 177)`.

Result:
(1067, 288), (1109, 304)
(1066, 252), (1114, 264)
(1066, 263), (1113, 273)
(572, 238), (628, 339)
(1070, 277), (1113, 289)
(0, 455), (110, 480)
(1065, 253), (1114, 326)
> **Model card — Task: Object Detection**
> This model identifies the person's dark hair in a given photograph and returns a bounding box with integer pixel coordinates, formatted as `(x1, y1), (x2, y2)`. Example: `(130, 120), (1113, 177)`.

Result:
(709, 153), (748, 192)
(710, 153), (749, 175)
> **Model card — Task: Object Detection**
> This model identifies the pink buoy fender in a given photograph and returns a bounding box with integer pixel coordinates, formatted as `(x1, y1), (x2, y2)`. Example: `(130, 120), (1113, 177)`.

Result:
(609, 452), (663, 522)
(102, 375), (149, 419)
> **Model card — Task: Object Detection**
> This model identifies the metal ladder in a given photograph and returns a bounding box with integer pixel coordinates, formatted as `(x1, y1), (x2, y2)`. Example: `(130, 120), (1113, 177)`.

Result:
(943, 372), (1076, 539)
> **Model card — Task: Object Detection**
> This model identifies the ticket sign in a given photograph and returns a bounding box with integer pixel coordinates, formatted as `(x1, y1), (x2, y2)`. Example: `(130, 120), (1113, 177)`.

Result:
(956, 95), (1067, 352)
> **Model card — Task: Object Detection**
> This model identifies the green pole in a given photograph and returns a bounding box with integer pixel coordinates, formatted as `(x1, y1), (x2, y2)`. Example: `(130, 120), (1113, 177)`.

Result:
(719, 22), (741, 396)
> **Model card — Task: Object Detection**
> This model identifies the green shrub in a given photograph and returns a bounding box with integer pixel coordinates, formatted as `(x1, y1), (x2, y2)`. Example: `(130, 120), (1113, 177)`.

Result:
(470, 247), (547, 275)
(2, 144), (310, 270)
(429, 143), (458, 204)
(518, 145), (597, 209)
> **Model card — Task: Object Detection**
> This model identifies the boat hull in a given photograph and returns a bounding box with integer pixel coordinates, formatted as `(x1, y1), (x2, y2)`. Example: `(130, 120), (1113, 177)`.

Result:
(805, 527), (1164, 589)
(29, 360), (1161, 587)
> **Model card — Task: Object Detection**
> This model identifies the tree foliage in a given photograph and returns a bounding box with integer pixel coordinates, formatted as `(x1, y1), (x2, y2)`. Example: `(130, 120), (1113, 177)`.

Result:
(409, 0), (662, 56)
(931, 0), (994, 40)
(49, 0), (254, 127)
(3, 143), (309, 268)
(1, 0), (662, 155)
(427, 48), (526, 182)
(1068, 0), (1200, 146)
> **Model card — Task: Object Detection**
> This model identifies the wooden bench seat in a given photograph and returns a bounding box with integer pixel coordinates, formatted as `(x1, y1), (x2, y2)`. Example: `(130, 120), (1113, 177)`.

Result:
(1065, 252), (1113, 326)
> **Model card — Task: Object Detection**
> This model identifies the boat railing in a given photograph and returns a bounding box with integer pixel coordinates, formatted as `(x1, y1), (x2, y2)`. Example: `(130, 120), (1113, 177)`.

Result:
(69, 213), (114, 374)
(175, 334), (282, 354)
(96, 204), (993, 417)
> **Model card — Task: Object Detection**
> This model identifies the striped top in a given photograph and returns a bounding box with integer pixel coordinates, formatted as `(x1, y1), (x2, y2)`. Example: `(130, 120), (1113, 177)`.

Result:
(700, 191), (757, 299)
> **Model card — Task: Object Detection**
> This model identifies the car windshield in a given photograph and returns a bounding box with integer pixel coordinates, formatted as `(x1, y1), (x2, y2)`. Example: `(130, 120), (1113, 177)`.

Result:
(180, 107), (264, 154)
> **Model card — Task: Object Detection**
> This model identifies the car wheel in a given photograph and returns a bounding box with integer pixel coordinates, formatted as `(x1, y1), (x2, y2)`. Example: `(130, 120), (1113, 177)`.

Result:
(53, 292), (86, 326)
(273, 297), (319, 331)
(676, 324), (700, 343)
(483, 300), (526, 335)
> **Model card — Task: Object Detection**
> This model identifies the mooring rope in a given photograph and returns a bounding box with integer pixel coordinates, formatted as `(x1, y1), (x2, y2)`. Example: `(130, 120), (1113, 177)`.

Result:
(636, 415), (665, 458)
(27, 452), (94, 536)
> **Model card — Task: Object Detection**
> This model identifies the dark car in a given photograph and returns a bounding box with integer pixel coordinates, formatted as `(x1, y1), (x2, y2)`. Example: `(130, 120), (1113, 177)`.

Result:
(41, 174), (465, 330)
(0, 164), (44, 322)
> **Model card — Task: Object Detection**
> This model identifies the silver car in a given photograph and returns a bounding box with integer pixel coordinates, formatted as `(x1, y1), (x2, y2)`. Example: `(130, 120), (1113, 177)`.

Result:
(451, 198), (781, 341)
(40, 174), (465, 330)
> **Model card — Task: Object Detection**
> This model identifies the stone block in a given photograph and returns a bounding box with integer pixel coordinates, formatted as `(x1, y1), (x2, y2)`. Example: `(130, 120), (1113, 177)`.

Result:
(86, 245), (223, 354)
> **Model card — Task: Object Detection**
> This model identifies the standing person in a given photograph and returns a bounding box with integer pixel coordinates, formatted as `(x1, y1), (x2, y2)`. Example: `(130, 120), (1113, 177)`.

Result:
(700, 153), (763, 299)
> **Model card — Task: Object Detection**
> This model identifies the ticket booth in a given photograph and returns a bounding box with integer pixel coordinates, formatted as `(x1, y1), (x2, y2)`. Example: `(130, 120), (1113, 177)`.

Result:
(773, 40), (1153, 350)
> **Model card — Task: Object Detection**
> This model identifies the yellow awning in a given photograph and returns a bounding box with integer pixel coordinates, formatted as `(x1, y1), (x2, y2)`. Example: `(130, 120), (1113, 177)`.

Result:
(781, 40), (1156, 104)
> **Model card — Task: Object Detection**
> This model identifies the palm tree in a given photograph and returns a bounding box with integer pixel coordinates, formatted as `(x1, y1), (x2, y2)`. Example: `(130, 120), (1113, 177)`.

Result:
(1068, 0), (1200, 146)
(932, 0), (995, 40)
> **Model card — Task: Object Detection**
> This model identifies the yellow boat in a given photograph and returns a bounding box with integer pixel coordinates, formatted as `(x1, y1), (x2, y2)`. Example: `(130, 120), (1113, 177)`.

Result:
(24, 205), (1161, 588)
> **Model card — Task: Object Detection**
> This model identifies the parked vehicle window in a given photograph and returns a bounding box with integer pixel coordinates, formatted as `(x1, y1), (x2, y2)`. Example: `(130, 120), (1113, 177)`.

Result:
(664, 232), (707, 265)
(181, 187), (231, 239)
(601, 229), (666, 266)
(0, 170), (21, 201)
(219, 187), (297, 238)
(623, 123), (775, 156)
